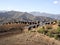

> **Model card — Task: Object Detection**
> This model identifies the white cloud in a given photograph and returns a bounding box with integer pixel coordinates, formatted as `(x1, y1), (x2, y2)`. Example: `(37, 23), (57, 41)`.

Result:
(53, 0), (58, 4)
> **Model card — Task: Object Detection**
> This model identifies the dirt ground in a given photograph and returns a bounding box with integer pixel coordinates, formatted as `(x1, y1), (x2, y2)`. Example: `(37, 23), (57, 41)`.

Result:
(0, 32), (60, 45)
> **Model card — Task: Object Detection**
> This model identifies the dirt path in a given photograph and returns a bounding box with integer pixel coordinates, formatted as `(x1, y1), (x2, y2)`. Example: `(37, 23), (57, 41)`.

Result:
(0, 32), (60, 45)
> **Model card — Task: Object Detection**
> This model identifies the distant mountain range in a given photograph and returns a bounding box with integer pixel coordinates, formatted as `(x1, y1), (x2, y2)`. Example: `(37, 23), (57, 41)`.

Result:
(0, 11), (58, 24)
(30, 12), (60, 20)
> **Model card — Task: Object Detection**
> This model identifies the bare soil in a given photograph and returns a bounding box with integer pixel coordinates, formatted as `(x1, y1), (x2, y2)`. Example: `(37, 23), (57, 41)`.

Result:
(0, 32), (60, 45)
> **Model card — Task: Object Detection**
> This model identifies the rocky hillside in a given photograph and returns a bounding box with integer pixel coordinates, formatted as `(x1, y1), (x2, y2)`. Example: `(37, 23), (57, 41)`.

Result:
(30, 12), (60, 20)
(0, 32), (60, 45)
(0, 11), (55, 24)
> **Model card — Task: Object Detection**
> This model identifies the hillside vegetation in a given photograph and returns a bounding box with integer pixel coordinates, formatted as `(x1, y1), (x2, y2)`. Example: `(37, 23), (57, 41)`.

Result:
(37, 23), (60, 40)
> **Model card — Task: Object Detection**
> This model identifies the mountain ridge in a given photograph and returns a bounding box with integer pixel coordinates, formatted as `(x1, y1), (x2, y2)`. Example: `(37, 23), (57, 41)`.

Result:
(30, 12), (60, 20)
(0, 11), (57, 24)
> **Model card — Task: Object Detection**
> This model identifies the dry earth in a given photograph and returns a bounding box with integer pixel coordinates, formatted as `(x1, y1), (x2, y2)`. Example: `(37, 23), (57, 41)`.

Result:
(0, 32), (60, 45)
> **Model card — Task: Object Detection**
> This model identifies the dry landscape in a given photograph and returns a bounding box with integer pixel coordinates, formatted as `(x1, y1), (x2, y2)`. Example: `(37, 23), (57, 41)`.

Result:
(0, 0), (60, 45)
(0, 11), (60, 45)
(0, 32), (60, 45)
(0, 22), (60, 45)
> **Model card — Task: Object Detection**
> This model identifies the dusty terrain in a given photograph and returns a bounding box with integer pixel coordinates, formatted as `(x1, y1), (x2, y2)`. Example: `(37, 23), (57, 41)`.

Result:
(0, 32), (60, 45)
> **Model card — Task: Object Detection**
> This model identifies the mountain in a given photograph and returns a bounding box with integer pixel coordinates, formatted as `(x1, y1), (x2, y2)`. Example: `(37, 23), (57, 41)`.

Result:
(0, 11), (35, 22)
(30, 12), (60, 20)
(0, 11), (55, 24)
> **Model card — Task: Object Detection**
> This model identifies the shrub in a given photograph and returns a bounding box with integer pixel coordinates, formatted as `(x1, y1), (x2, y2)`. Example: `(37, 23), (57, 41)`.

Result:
(46, 32), (53, 37)
(37, 27), (45, 34)
(54, 34), (58, 40)
(53, 34), (60, 40)
(46, 29), (56, 37)
(57, 27), (60, 33)
(30, 30), (36, 32)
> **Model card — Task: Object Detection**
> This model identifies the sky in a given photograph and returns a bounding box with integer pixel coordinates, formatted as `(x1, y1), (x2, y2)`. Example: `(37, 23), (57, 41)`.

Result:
(0, 0), (60, 14)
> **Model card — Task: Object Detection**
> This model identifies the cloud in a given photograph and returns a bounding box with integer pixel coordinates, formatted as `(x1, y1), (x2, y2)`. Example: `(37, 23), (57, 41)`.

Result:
(53, 0), (58, 4)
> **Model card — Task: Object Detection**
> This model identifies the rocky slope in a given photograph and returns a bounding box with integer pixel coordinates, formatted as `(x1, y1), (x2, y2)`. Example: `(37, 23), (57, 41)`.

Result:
(30, 12), (60, 20)
(0, 32), (60, 45)
(0, 11), (55, 24)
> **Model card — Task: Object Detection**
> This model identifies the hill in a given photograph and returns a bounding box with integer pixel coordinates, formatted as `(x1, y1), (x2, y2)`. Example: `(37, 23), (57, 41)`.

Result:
(30, 12), (60, 20)
(0, 11), (55, 24)
(0, 32), (60, 45)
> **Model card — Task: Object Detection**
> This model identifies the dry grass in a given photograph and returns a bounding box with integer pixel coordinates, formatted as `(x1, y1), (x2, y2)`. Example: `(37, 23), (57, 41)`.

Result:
(0, 32), (60, 45)
(0, 23), (26, 30)
(0, 23), (60, 45)
(0, 23), (27, 36)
